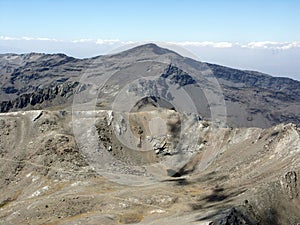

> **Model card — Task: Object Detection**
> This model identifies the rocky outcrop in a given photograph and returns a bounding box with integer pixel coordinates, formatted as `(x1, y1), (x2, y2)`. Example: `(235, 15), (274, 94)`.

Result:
(208, 63), (300, 97)
(161, 64), (197, 86)
(0, 81), (79, 112)
(282, 171), (298, 200)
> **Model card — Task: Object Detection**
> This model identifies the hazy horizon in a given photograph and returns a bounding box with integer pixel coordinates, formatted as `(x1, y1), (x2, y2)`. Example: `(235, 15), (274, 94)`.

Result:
(1, 38), (300, 81)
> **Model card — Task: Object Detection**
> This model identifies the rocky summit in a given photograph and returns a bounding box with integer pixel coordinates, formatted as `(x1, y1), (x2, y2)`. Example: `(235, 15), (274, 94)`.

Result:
(0, 44), (299, 225)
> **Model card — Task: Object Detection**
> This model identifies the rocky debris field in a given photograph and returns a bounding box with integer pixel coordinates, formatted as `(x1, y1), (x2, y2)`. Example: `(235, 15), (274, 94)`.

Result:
(0, 110), (299, 225)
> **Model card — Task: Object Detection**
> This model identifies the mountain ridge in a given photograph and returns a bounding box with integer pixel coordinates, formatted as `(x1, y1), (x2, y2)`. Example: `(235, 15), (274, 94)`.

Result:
(2, 43), (299, 80)
(0, 43), (299, 128)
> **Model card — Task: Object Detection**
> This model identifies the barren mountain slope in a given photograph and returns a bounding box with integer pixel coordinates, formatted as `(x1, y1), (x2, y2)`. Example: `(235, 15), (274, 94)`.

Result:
(0, 110), (299, 225)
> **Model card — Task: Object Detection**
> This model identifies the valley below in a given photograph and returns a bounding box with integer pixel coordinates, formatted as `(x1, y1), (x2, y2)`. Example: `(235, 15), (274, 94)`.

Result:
(0, 109), (299, 225)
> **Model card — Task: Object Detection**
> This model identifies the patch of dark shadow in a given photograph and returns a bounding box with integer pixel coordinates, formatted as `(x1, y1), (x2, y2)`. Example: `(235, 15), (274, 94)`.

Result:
(36, 67), (50, 72)
(195, 208), (226, 221)
(162, 178), (190, 186)
(204, 192), (229, 202)
(131, 96), (175, 112)
(196, 207), (259, 225)
(63, 67), (82, 72)
(191, 204), (202, 211)
(260, 207), (279, 225)
(167, 120), (181, 136)
(0, 197), (15, 208)
(201, 188), (246, 204)
(249, 108), (266, 115)
(197, 172), (229, 183)
(167, 169), (181, 177)
(214, 187), (225, 193)
(190, 188), (245, 211)
(167, 166), (195, 178)
(56, 77), (69, 83)
(33, 111), (43, 121)
(270, 131), (280, 136)
(3, 86), (19, 94)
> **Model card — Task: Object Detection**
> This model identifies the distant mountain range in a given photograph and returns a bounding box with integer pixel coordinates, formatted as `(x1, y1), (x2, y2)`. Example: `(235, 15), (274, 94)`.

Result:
(1, 43), (299, 127)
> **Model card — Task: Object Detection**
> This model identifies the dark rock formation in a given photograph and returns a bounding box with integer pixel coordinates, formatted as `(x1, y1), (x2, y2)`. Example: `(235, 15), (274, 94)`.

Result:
(0, 82), (79, 112)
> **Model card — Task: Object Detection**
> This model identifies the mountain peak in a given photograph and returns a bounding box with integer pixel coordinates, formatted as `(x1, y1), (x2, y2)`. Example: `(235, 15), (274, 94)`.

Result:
(136, 43), (159, 48)
(112, 43), (181, 58)
(133, 43), (181, 55)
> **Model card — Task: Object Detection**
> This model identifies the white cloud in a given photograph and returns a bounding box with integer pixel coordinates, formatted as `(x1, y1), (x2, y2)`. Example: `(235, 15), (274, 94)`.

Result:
(71, 38), (94, 43)
(95, 39), (121, 45)
(169, 41), (233, 48)
(167, 40), (300, 50)
(278, 42), (300, 50)
(1, 36), (300, 50)
(242, 41), (300, 50)
(70, 38), (136, 45)
(245, 41), (279, 48)
(0, 36), (19, 40)
(35, 37), (59, 41)
(172, 41), (300, 50)
(0, 36), (59, 42)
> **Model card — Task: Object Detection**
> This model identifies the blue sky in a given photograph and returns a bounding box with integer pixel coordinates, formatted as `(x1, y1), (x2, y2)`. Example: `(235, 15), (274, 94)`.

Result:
(1, 0), (299, 42)
(0, 0), (300, 80)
